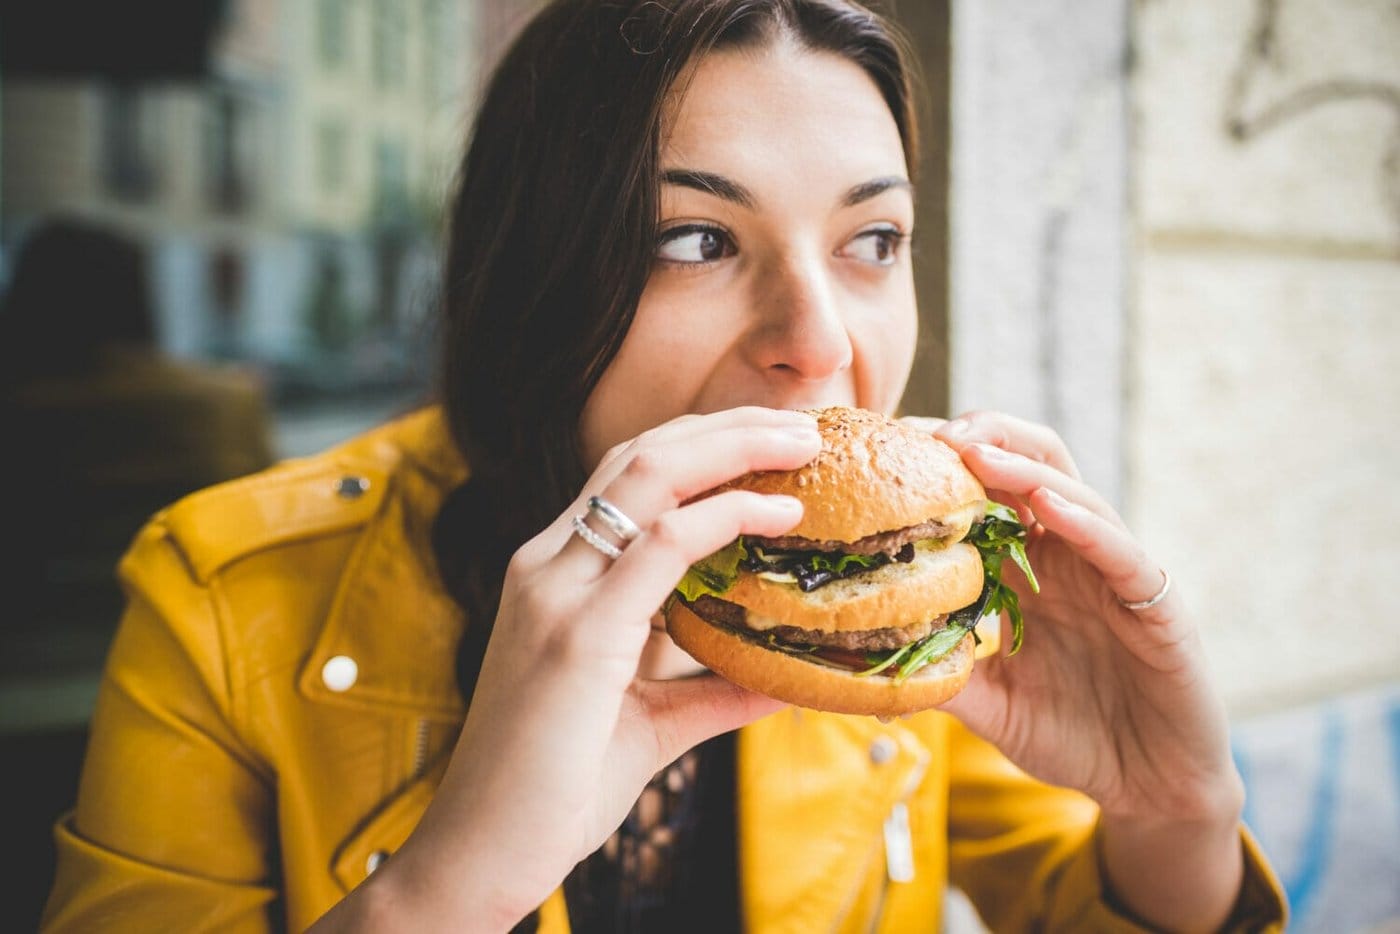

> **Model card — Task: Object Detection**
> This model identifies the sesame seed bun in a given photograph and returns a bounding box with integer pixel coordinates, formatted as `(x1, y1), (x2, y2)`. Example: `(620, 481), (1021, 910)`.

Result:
(667, 406), (991, 716)
(702, 406), (986, 542)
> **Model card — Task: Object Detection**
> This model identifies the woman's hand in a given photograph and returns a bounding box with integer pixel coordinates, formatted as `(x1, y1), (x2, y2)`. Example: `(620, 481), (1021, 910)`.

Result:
(335, 407), (819, 932)
(915, 411), (1248, 930)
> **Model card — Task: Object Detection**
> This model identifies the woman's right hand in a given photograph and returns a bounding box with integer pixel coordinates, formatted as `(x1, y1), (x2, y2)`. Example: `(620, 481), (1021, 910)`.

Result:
(319, 406), (821, 932)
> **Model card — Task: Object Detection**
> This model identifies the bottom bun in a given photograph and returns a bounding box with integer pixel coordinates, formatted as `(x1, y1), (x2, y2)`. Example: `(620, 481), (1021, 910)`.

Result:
(665, 600), (974, 718)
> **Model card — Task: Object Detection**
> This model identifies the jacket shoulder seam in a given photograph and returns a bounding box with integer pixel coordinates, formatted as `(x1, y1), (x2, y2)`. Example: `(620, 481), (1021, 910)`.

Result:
(161, 456), (392, 584)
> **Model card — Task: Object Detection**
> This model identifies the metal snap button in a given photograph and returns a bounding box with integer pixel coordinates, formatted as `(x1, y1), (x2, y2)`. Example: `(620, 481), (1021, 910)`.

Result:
(321, 655), (359, 692)
(366, 849), (389, 875)
(336, 476), (370, 499)
(869, 736), (897, 765)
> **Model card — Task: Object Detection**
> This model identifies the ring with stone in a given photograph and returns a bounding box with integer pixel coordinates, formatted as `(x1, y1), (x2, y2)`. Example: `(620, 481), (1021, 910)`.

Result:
(571, 515), (624, 560)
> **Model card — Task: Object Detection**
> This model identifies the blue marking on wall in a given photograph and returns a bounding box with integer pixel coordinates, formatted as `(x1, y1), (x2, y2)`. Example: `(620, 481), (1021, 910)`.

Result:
(1388, 699), (1400, 839)
(1283, 710), (1343, 928)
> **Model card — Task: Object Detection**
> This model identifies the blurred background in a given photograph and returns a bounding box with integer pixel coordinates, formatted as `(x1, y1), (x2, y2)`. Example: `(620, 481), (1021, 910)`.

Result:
(0, 1), (1395, 931)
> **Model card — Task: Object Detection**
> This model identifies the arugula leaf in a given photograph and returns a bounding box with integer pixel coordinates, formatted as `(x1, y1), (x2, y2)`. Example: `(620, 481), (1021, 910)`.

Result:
(854, 641), (917, 678)
(674, 538), (748, 602)
(965, 502), (1040, 656)
(894, 623), (972, 682)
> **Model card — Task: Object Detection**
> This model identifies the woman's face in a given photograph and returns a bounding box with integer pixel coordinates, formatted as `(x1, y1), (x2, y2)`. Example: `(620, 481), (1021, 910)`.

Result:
(579, 41), (918, 468)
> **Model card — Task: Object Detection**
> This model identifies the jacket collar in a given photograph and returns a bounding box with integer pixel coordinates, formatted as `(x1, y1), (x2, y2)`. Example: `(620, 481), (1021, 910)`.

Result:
(297, 408), (472, 722)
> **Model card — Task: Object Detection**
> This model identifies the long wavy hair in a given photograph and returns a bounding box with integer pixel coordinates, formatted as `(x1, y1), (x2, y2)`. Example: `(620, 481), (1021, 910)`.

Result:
(431, 0), (921, 927)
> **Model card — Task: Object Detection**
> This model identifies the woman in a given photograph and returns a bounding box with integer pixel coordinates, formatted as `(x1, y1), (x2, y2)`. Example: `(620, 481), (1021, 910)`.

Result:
(42, 1), (1286, 931)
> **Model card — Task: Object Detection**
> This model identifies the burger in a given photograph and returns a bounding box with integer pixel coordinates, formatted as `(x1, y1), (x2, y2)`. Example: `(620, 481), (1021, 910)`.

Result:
(664, 406), (1038, 718)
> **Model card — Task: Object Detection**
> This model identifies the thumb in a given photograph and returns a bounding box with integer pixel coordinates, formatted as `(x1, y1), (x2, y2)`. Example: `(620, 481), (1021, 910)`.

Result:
(935, 667), (1002, 744)
(635, 675), (786, 763)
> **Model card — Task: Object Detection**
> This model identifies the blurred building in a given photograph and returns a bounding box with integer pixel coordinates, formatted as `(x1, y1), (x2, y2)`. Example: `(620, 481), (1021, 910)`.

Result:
(1, 0), (474, 402)
(277, 0), (472, 393)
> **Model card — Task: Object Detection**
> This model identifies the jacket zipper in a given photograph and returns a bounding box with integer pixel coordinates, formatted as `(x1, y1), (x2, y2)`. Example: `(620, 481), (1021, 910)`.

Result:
(412, 720), (430, 777)
(866, 751), (929, 933)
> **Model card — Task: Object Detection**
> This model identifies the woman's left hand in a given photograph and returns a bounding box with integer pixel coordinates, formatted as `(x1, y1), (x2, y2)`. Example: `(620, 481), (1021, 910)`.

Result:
(914, 411), (1244, 829)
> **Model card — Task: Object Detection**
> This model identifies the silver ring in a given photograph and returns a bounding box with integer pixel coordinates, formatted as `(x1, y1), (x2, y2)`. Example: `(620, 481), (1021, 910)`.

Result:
(1118, 568), (1171, 611)
(587, 495), (642, 542)
(571, 515), (623, 560)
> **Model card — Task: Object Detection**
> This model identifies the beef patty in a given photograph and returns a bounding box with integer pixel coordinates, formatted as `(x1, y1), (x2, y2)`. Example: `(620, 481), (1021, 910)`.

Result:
(686, 595), (945, 652)
(746, 517), (954, 558)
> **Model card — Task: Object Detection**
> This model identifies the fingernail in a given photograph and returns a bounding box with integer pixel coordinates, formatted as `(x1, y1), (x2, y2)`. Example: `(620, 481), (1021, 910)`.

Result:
(770, 495), (804, 513)
(1040, 487), (1072, 509)
(780, 424), (821, 442)
(973, 442), (1009, 460)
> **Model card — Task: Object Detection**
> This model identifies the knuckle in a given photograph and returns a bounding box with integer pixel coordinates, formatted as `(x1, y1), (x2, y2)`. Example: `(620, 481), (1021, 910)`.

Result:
(646, 510), (688, 553)
(623, 447), (667, 485)
(542, 617), (596, 667)
(516, 577), (564, 624)
(1108, 559), (1145, 590)
(504, 545), (535, 579)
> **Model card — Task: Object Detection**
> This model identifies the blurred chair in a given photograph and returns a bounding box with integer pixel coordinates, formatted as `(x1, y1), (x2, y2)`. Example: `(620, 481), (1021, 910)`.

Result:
(0, 216), (275, 635)
(0, 216), (276, 931)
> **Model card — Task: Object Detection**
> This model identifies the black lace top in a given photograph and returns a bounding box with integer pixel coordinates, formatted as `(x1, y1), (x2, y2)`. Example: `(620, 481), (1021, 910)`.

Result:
(561, 730), (740, 933)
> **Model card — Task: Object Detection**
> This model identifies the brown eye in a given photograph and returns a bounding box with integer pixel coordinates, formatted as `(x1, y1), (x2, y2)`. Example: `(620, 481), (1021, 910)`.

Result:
(842, 227), (906, 266)
(656, 225), (735, 264)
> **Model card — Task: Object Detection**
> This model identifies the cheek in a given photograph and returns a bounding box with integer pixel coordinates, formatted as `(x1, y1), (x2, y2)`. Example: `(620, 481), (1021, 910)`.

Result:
(576, 284), (732, 468)
(853, 275), (919, 412)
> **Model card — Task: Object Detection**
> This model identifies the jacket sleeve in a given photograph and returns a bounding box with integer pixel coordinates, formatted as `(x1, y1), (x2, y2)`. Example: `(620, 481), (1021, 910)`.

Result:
(41, 519), (279, 933)
(944, 720), (1288, 932)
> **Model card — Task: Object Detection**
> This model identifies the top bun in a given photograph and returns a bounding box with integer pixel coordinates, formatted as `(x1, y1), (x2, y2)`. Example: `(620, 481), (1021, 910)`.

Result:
(713, 406), (985, 543)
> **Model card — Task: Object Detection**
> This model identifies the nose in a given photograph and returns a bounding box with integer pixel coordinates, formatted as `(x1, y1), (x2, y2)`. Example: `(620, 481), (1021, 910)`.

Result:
(746, 252), (854, 382)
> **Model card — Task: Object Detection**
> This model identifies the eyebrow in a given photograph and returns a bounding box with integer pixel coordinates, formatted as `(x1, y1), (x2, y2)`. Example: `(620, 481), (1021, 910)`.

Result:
(662, 169), (756, 209)
(840, 176), (913, 207)
(662, 169), (913, 210)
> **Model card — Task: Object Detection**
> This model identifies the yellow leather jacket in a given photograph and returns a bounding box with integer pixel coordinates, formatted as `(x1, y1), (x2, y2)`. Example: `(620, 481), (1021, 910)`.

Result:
(42, 409), (1287, 932)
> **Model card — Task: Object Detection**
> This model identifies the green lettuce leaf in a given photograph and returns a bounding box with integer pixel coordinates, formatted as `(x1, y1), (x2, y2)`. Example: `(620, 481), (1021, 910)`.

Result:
(674, 538), (748, 602)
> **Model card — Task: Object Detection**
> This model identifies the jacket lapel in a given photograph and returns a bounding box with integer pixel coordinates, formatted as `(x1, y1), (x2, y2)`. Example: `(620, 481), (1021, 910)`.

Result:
(297, 411), (470, 722)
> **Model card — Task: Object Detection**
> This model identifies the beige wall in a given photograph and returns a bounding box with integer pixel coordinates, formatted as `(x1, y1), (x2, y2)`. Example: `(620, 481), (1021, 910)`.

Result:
(947, 0), (1398, 718)
(948, 0), (1131, 510)
(1131, 0), (1400, 715)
